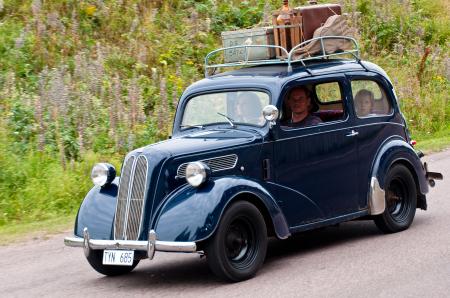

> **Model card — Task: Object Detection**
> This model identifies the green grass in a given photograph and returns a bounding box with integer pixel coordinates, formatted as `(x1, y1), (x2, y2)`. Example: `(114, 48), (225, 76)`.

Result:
(0, 0), (448, 238)
(0, 213), (75, 245)
(414, 127), (450, 154)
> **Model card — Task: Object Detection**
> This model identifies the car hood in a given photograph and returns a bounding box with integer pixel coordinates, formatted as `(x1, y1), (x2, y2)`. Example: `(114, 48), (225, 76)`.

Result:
(137, 128), (261, 158)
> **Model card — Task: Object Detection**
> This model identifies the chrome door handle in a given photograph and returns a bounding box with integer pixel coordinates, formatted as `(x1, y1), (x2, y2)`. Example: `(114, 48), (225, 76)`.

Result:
(346, 130), (359, 137)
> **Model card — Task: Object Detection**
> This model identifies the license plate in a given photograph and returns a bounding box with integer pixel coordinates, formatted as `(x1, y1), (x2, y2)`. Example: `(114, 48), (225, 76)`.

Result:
(102, 250), (134, 266)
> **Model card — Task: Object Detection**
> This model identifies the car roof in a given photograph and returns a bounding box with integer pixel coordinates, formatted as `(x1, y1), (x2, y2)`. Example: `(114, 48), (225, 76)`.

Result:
(183, 59), (391, 96)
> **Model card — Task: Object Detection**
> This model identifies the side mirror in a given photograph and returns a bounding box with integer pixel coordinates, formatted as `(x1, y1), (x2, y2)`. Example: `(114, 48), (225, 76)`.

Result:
(262, 105), (279, 128)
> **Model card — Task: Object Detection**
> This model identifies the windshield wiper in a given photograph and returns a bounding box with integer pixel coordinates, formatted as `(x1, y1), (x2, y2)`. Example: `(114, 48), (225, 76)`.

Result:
(180, 124), (204, 129)
(217, 112), (235, 128)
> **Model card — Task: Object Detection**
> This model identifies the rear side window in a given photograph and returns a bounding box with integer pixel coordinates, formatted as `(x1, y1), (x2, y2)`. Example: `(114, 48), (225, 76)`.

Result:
(351, 80), (392, 118)
(315, 82), (341, 103)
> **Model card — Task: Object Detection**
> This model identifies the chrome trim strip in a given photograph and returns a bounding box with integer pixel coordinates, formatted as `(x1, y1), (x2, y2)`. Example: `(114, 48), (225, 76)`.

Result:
(64, 229), (197, 255)
(369, 176), (386, 215)
(277, 121), (404, 143)
(123, 156), (138, 240)
(114, 156), (135, 240)
(177, 154), (238, 178)
(127, 155), (148, 239)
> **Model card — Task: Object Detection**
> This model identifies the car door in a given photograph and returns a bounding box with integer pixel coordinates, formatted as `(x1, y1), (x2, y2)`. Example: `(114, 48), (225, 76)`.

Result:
(347, 72), (406, 208)
(273, 74), (361, 228)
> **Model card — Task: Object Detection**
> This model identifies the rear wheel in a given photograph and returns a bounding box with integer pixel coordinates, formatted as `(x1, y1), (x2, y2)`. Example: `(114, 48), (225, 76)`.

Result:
(86, 250), (139, 276)
(206, 201), (268, 282)
(374, 164), (417, 233)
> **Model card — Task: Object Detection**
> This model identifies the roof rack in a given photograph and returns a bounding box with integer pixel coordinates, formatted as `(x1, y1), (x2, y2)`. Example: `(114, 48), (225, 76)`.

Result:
(204, 36), (361, 77)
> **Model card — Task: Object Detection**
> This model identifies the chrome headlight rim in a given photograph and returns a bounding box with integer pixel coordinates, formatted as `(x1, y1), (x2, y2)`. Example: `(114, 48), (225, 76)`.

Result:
(185, 161), (210, 187)
(91, 163), (116, 187)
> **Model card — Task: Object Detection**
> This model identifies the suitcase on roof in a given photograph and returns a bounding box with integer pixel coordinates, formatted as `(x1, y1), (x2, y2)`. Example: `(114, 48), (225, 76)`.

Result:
(297, 3), (341, 41)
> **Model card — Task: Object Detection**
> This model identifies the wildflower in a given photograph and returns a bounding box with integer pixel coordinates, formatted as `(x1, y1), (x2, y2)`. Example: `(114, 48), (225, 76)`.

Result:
(31, 0), (41, 17)
(130, 17), (139, 34)
(15, 31), (26, 49)
(47, 12), (65, 32)
(151, 68), (158, 82)
(85, 4), (97, 16)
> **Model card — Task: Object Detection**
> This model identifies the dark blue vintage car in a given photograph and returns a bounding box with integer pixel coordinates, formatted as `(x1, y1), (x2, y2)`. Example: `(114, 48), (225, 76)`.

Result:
(64, 37), (442, 281)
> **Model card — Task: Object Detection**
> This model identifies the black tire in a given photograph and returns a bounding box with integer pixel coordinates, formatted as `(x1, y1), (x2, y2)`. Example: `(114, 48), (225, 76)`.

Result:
(374, 164), (417, 233)
(206, 201), (268, 282)
(86, 249), (139, 276)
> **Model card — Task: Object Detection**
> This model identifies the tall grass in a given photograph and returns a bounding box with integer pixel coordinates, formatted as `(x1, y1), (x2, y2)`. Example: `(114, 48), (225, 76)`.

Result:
(0, 0), (448, 227)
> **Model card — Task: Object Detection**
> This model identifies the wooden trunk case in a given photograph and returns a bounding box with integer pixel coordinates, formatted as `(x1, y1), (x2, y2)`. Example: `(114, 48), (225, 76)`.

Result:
(272, 9), (302, 57)
(221, 27), (275, 63)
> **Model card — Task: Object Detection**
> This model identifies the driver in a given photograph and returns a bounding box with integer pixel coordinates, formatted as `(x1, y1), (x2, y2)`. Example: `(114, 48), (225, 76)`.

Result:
(282, 86), (322, 127)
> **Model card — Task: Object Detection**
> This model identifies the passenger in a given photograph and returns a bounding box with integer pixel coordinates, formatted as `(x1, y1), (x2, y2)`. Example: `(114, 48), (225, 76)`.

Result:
(281, 86), (322, 127)
(354, 89), (374, 117)
(236, 92), (264, 125)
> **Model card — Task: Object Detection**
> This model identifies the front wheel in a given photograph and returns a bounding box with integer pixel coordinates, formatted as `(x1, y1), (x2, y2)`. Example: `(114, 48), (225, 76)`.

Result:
(374, 164), (417, 233)
(86, 249), (140, 276)
(206, 201), (268, 282)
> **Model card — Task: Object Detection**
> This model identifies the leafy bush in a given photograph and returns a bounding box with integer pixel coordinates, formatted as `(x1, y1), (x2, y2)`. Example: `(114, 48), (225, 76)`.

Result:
(0, 0), (448, 226)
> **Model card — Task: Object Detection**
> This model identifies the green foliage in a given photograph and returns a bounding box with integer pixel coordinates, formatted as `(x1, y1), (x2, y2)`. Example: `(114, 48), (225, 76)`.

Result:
(0, 0), (449, 227)
(0, 127), (122, 226)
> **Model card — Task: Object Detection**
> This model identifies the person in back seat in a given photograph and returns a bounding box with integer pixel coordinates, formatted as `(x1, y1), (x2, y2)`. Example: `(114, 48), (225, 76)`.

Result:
(236, 92), (264, 126)
(281, 86), (322, 127)
(354, 89), (374, 117)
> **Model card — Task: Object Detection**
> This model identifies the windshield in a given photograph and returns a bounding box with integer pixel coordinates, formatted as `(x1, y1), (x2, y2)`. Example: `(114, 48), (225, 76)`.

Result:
(181, 91), (270, 128)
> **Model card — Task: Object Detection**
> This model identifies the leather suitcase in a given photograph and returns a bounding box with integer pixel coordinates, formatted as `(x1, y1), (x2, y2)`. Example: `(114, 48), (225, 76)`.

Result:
(297, 4), (341, 41)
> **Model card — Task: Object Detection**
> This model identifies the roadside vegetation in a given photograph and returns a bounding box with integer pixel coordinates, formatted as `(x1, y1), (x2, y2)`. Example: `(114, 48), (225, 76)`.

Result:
(0, 0), (448, 231)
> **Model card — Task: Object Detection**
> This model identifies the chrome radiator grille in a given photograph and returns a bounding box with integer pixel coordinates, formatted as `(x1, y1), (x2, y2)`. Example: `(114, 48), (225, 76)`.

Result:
(177, 154), (238, 178)
(114, 155), (148, 240)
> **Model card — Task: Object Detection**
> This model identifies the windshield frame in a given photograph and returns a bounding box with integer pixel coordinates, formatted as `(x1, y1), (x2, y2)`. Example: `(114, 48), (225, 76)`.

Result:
(176, 88), (273, 133)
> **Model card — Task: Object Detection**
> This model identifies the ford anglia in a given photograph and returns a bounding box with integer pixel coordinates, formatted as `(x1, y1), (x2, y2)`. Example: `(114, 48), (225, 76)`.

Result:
(64, 37), (442, 282)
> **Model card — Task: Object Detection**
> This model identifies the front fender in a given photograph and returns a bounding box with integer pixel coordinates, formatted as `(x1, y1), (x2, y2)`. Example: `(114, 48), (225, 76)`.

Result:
(74, 178), (119, 239)
(153, 177), (290, 242)
(371, 138), (428, 195)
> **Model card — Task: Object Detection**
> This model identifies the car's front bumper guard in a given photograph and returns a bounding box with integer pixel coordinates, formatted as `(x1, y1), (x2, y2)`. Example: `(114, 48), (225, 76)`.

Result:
(64, 227), (197, 260)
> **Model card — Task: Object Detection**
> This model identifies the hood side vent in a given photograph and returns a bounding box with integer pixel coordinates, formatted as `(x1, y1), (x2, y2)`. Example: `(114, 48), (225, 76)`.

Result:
(177, 154), (238, 178)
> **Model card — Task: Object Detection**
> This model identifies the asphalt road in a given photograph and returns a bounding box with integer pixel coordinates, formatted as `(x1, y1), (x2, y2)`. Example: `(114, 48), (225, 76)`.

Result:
(0, 150), (449, 298)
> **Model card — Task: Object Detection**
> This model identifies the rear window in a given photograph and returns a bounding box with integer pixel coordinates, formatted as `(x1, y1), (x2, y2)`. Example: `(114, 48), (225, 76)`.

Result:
(351, 80), (392, 118)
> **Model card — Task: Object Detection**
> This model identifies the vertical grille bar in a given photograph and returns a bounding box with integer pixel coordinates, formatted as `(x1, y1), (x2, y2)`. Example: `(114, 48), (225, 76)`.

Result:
(114, 155), (148, 241)
(126, 156), (148, 240)
(114, 156), (135, 240)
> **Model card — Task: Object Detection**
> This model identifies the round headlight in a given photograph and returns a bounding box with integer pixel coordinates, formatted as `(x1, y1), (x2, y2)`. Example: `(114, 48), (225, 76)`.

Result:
(185, 162), (210, 187)
(91, 163), (116, 187)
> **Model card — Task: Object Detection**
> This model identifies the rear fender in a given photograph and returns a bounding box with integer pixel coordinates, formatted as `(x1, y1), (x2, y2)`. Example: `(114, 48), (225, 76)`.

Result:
(368, 138), (428, 214)
(74, 178), (119, 239)
(153, 177), (290, 242)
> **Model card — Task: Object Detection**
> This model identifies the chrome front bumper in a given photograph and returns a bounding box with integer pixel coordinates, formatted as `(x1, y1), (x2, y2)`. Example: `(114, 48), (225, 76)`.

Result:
(64, 228), (197, 260)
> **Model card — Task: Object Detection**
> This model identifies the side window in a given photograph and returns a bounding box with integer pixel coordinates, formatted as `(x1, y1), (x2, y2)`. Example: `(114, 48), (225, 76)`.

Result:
(351, 80), (392, 118)
(315, 82), (341, 103)
(280, 82), (344, 129)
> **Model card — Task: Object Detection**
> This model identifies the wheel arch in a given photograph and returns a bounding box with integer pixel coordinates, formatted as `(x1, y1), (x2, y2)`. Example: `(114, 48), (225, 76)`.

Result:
(388, 159), (427, 210)
(226, 192), (277, 238)
(368, 137), (428, 215)
(153, 177), (290, 243)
